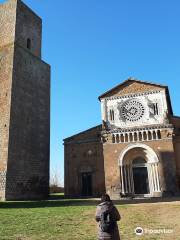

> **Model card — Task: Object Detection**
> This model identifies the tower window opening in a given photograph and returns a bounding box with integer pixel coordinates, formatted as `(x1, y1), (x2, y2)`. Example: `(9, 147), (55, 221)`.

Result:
(27, 38), (31, 50)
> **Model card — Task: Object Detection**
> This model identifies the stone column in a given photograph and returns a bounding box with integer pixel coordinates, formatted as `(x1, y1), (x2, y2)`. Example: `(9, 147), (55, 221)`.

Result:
(137, 132), (139, 141)
(124, 165), (128, 193)
(123, 133), (125, 143)
(120, 166), (125, 194)
(148, 164), (154, 195)
(155, 163), (160, 191)
(119, 134), (121, 143)
(152, 164), (157, 191)
(130, 166), (134, 194)
(142, 131), (144, 141)
(115, 134), (117, 143)
(127, 132), (130, 142)
(132, 132), (135, 142)
(127, 165), (131, 193)
(101, 99), (106, 121)
(151, 131), (154, 140)
(155, 130), (158, 140)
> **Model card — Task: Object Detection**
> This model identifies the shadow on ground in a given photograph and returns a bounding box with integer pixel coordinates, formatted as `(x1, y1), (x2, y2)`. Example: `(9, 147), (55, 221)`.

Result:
(0, 195), (180, 209)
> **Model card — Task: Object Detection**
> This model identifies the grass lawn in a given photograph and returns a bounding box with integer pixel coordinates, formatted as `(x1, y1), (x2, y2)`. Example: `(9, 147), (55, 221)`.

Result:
(0, 196), (180, 240)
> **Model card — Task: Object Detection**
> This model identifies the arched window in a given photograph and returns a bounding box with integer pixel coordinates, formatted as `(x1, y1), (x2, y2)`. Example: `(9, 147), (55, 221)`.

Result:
(27, 38), (31, 50)
(116, 134), (120, 143)
(109, 109), (115, 121)
(153, 131), (156, 140)
(139, 132), (142, 141)
(129, 133), (133, 142)
(125, 133), (128, 142)
(143, 131), (147, 141)
(157, 130), (161, 139)
(120, 134), (124, 143)
(134, 132), (138, 141)
(148, 131), (152, 140)
(109, 110), (112, 120)
(112, 110), (114, 120)
(153, 103), (159, 115)
(112, 134), (115, 143)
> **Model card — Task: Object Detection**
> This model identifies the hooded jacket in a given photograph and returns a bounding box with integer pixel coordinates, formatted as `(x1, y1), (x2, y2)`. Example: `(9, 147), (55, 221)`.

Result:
(95, 201), (121, 240)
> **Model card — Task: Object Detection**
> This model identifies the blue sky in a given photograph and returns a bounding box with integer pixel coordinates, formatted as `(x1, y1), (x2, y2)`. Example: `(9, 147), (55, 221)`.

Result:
(1, 0), (180, 185)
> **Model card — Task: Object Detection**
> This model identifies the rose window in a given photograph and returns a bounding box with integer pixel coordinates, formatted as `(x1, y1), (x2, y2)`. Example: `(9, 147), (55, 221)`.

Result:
(121, 99), (145, 122)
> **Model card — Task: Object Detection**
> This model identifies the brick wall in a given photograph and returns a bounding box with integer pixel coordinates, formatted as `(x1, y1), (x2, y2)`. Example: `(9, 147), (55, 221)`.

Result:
(64, 125), (105, 197)
(103, 138), (179, 198)
(5, 44), (50, 200)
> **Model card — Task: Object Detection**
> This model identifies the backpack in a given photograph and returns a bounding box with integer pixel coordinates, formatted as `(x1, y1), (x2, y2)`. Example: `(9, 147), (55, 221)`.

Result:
(100, 208), (115, 233)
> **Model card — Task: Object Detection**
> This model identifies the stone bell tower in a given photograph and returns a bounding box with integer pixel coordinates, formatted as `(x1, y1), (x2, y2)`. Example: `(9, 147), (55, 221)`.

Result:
(0, 0), (50, 200)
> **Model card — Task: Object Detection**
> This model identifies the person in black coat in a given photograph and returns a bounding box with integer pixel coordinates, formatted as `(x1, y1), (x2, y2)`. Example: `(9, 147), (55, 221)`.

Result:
(95, 194), (121, 240)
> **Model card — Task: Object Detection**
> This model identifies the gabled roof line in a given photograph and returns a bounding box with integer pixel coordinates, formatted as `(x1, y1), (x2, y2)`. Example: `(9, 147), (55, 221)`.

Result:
(63, 124), (102, 141)
(98, 78), (168, 101)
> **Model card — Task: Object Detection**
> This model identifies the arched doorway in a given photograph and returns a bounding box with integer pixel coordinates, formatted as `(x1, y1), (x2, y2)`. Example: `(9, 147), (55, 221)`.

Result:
(132, 157), (149, 194)
(119, 143), (161, 197)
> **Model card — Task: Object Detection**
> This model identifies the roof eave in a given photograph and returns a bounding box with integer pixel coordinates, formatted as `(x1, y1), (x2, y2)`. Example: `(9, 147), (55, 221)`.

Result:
(98, 78), (168, 101)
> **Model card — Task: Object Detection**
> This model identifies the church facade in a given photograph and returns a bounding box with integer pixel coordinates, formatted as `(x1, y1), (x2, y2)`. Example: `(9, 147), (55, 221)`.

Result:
(0, 0), (50, 200)
(64, 79), (180, 199)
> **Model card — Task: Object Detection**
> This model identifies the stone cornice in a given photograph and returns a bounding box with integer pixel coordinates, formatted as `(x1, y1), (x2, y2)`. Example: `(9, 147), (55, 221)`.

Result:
(104, 90), (162, 101)
(64, 138), (100, 145)
(102, 124), (174, 134)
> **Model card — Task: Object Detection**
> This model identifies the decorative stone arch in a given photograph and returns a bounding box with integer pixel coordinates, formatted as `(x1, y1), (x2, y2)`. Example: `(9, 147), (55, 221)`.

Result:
(118, 143), (161, 197)
(119, 143), (159, 166)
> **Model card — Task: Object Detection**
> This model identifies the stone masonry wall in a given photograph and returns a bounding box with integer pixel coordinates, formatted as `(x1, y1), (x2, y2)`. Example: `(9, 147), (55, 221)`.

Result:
(0, 0), (17, 200)
(15, 0), (42, 58)
(0, 0), (50, 200)
(6, 44), (50, 200)
(0, 44), (14, 200)
(0, 0), (16, 48)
